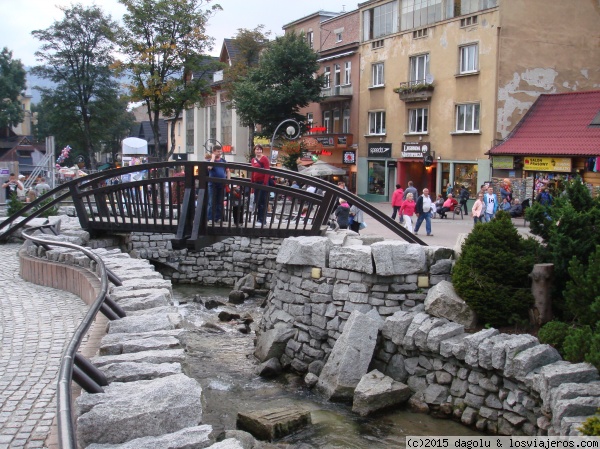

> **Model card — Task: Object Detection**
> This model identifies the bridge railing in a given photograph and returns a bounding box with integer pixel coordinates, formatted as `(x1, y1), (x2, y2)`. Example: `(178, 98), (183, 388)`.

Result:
(0, 161), (425, 246)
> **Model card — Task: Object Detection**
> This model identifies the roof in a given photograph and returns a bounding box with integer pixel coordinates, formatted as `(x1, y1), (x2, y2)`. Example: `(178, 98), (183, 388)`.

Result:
(489, 90), (600, 157)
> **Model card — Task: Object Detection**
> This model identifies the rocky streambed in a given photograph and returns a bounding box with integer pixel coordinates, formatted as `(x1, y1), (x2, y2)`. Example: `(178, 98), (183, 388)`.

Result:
(173, 285), (483, 447)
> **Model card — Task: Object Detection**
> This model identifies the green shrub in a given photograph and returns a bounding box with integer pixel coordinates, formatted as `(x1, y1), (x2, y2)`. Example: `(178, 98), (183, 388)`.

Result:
(30, 196), (59, 218)
(452, 211), (541, 327)
(538, 320), (571, 351)
(6, 193), (25, 216)
(579, 409), (600, 436)
(562, 326), (593, 363)
(564, 245), (600, 327)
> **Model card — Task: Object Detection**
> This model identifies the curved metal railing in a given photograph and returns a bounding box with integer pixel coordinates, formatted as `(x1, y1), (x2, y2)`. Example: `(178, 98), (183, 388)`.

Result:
(0, 161), (425, 246)
(21, 226), (123, 449)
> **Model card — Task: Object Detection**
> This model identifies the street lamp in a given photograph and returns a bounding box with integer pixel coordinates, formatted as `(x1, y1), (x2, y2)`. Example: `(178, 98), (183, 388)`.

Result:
(270, 119), (302, 162)
(203, 138), (223, 159)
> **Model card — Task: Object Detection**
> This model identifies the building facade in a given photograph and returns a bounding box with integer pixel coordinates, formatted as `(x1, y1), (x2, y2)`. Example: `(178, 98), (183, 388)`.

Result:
(355, 0), (600, 201)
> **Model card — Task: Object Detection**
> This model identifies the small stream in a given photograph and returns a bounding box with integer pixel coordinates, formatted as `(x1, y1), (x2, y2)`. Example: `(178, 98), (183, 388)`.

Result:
(172, 284), (483, 448)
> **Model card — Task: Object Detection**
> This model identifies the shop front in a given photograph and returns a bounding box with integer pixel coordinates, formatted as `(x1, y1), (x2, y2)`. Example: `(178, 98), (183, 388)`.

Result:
(361, 143), (394, 202)
(397, 142), (436, 195)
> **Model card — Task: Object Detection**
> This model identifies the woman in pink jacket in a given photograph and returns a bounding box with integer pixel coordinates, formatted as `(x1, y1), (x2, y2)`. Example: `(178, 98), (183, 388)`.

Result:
(391, 184), (404, 221)
(471, 192), (484, 224)
(400, 192), (416, 233)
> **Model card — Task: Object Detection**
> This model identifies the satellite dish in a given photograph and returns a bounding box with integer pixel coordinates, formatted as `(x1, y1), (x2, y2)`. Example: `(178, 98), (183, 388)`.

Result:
(425, 74), (434, 84)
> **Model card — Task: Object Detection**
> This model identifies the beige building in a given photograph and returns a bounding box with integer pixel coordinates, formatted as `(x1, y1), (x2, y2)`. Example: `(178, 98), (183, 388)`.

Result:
(356, 0), (600, 202)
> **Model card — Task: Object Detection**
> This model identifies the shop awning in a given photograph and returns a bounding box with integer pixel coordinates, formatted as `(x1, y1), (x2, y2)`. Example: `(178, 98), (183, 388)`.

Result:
(488, 91), (600, 157)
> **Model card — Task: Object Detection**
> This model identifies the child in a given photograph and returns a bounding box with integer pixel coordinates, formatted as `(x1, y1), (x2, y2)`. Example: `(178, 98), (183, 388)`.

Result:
(334, 198), (351, 229)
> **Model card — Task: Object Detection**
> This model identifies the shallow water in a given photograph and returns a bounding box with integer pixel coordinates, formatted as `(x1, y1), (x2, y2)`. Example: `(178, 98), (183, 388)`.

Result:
(172, 284), (483, 447)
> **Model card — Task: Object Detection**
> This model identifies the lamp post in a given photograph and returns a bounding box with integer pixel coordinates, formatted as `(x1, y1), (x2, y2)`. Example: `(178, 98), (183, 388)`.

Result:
(270, 119), (301, 164)
(202, 138), (223, 159)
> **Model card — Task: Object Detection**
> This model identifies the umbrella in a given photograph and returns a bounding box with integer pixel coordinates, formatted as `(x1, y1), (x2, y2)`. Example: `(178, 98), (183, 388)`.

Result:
(122, 137), (148, 155)
(300, 160), (346, 177)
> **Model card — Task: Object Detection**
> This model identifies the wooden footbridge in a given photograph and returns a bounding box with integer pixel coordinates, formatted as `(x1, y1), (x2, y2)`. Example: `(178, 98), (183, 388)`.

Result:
(0, 161), (425, 248)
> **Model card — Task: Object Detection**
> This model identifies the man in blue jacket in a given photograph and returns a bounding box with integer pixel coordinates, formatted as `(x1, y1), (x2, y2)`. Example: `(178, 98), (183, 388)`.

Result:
(483, 186), (498, 222)
(207, 146), (230, 224)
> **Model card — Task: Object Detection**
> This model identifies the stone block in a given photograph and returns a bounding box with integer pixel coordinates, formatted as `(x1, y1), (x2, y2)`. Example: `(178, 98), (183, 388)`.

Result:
(352, 370), (412, 416)
(371, 241), (427, 276)
(236, 407), (311, 441)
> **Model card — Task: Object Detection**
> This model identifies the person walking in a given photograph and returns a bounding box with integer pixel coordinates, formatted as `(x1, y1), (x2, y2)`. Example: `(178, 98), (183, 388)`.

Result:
(334, 198), (351, 229)
(250, 144), (271, 224)
(471, 192), (484, 224)
(400, 192), (416, 233)
(391, 184), (404, 221)
(206, 145), (230, 224)
(414, 188), (433, 236)
(446, 183), (453, 198)
(483, 186), (498, 222)
(403, 181), (418, 201)
(458, 185), (470, 214)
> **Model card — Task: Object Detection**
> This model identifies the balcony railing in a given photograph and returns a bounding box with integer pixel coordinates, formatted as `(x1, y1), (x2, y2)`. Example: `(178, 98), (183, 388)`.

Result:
(394, 79), (434, 102)
(320, 84), (353, 99)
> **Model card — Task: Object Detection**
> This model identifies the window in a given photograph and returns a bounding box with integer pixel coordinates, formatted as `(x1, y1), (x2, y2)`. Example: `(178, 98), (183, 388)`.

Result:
(372, 62), (384, 87)
(368, 111), (386, 135)
(401, 0), (443, 31)
(209, 104), (216, 141)
(368, 161), (386, 195)
(408, 108), (429, 133)
(306, 112), (314, 126)
(324, 66), (331, 88)
(186, 107), (195, 153)
(333, 109), (340, 133)
(363, 1), (399, 40)
(343, 108), (351, 133)
(459, 43), (478, 73)
(413, 28), (428, 38)
(323, 111), (331, 133)
(334, 64), (341, 87)
(306, 31), (314, 49)
(409, 53), (430, 84)
(372, 39), (384, 49)
(460, 15), (478, 27)
(458, 0), (497, 15)
(221, 101), (232, 148)
(455, 103), (480, 132)
(344, 61), (351, 85)
(336, 32), (343, 42)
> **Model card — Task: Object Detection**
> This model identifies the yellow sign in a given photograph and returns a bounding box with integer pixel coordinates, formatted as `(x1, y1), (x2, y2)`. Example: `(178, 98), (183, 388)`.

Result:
(524, 157), (572, 172)
(253, 137), (270, 145)
(492, 156), (514, 170)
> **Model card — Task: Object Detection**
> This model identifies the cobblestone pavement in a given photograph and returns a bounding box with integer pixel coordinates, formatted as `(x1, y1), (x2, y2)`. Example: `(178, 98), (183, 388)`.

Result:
(0, 244), (88, 449)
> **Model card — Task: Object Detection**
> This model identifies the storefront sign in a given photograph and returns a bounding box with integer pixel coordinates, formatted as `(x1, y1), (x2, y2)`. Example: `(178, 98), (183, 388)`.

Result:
(524, 157), (572, 172)
(316, 136), (334, 147)
(342, 151), (356, 165)
(337, 136), (347, 145)
(402, 142), (430, 158)
(368, 143), (392, 158)
(493, 156), (514, 169)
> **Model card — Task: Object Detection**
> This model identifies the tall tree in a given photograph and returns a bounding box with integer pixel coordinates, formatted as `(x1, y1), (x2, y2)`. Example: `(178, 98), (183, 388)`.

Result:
(230, 31), (324, 136)
(0, 48), (26, 133)
(116, 0), (221, 161)
(223, 26), (271, 156)
(31, 4), (121, 169)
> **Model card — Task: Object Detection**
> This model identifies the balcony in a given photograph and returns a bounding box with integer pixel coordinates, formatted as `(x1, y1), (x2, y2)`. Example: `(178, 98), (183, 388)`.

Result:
(320, 84), (353, 103)
(394, 80), (434, 102)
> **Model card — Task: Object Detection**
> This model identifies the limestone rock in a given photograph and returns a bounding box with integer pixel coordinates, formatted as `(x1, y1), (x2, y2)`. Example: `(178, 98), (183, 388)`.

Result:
(255, 358), (282, 378)
(234, 274), (256, 291)
(382, 311), (415, 346)
(328, 245), (373, 274)
(236, 407), (311, 441)
(371, 241), (427, 276)
(92, 349), (185, 368)
(426, 322), (464, 353)
(99, 329), (184, 356)
(100, 362), (182, 383)
(254, 326), (296, 362)
(422, 384), (449, 405)
(276, 236), (332, 268)
(506, 344), (562, 378)
(76, 374), (202, 447)
(316, 311), (380, 401)
(352, 370), (412, 416)
(229, 290), (246, 305)
(107, 313), (183, 335)
(424, 281), (476, 329)
(305, 373), (318, 388)
(85, 425), (213, 449)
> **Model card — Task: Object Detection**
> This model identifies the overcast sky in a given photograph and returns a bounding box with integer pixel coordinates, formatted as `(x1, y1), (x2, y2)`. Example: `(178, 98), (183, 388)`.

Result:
(1, 0), (355, 67)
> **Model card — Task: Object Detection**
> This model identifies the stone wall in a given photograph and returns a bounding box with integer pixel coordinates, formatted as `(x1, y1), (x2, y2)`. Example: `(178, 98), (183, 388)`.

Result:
(258, 235), (600, 437)
(124, 233), (283, 289)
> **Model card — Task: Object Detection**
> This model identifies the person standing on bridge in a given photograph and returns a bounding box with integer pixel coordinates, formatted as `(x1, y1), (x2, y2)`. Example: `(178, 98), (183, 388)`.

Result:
(207, 145), (230, 224)
(251, 145), (271, 224)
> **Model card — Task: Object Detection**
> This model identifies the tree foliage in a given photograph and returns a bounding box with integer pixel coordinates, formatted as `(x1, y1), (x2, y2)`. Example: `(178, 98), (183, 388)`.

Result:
(526, 177), (600, 314)
(31, 4), (125, 169)
(116, 0), (221, 160)
(451, 212), (542, 327)
(230, 31), (323, 136)
(0, 48), (26, 131)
